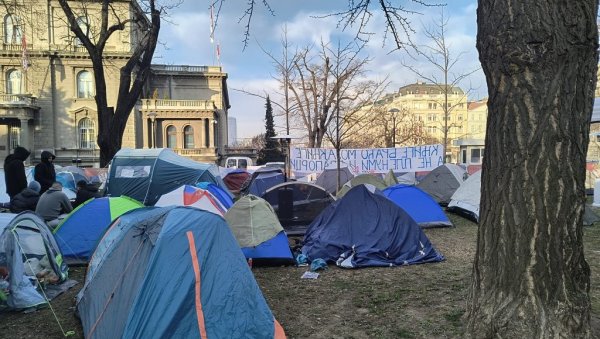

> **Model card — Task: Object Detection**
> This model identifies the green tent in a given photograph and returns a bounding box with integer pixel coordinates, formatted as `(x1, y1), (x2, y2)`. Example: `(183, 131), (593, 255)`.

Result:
(336, 174), (388, 198)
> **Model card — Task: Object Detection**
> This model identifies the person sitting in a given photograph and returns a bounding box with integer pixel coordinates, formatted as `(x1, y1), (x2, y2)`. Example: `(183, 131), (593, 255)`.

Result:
(35, 182), (73, 229)
(73, 180), (101, 208)
(10, 181), (41, 213)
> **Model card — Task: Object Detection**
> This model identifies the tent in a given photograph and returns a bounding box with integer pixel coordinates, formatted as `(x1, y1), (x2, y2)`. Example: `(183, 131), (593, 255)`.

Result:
(383, 170), (399, 186)
(584, 206), (600, 226)
(0, 212), (69, 310)
(196, 182), (234, 209)
(155, 185), (226, 216)
(105, 148), (228, 205)
(383, 184), (452, 228)
(261, 182), (335, 236)
(302, 185), (445, 268)
(417, 163), (467, 206)
(447, 170), (481, 222)
(56, 170), (89, 191)
(336, 174), (388, 198)
(223, 169), (251, 193)
(224, 195), (294, 265)
(0, 168), (76, 204)
(314, 167), (354, 194)
(241, 168), (286, 197)
(77, 206), (285, 339)
(53, 196), (143, 264)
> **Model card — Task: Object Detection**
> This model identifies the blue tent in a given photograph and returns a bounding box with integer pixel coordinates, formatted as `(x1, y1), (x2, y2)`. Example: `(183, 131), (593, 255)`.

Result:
(302, 185), (445, 268)
(196, 182), (234, 209)
(105, 148), (229, 205)
(77, 206), (286, 339)
(53, 197), (143, 264)
(242, 168), (285, 197)
(383, 184), (452, 228)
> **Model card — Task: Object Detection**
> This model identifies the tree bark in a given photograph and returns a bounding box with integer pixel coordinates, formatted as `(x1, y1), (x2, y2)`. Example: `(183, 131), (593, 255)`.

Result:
(466, 1), (597, 337)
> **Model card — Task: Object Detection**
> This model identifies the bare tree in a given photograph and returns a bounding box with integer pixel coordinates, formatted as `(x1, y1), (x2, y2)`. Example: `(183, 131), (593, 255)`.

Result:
(402, 9), (478, 162)
(53, 0), (162, 167)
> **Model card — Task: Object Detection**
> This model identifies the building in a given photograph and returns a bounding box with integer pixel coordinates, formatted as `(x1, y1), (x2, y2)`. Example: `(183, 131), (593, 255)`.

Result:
(137, 64), (229, 163)
(0, 1), (228, 167)
(228, 116), (237, 146)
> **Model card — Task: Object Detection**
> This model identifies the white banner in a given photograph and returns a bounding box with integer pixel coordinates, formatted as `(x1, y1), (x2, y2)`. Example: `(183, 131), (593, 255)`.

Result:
(290, 144), (444, 174)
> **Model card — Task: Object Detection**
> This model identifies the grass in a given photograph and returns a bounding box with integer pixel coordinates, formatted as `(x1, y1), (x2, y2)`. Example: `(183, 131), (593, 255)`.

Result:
(1, 212), (599, 338)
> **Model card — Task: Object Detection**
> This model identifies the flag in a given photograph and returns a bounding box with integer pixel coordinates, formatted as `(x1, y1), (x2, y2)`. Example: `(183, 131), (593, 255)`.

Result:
(209, 4), (215, 44)
(21, 34), (28, 71)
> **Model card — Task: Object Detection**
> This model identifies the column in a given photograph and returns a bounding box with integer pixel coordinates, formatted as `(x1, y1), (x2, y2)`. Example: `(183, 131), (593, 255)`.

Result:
(19, 118), (30, 152)
(142, 116), (150, 148)
(208, 118), (215, 148)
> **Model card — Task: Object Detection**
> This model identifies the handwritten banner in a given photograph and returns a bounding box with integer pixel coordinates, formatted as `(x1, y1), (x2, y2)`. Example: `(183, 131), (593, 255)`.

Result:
(290, 144), (444, 174)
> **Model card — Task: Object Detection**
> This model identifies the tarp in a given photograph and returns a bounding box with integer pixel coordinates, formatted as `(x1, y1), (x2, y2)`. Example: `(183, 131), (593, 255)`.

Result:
(302, 185), (445, 268)
(447, 170), (481, 222)
(383, 185), (452, 228)
(0, 212), (69, 309)
(224, 195), (294, 265)
(105, 148), (228, 205)
(155, 185), (226, 216)
(77, 206), (285, 339)
(262, 182), (335, 236)
(53, 196), (143, 263)
(241, 168), (285, 197)
(417, 163), (467, 205)
(314, 167), (354, 194)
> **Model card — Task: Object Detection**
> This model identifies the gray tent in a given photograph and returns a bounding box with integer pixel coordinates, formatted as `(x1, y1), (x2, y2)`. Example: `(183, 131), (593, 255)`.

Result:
(584, 206), (600, 226)
(418, 164), (467, 206)
(0, 212), (69, 310)
(336, 174), (388, 198)
(314, 167), (354, 194)
(105, 148), (229, 205)
(447, 170), (481, 221)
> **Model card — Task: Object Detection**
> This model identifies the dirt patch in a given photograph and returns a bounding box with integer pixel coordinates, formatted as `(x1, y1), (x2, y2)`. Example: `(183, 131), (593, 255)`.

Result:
(1, 213), (599, 338)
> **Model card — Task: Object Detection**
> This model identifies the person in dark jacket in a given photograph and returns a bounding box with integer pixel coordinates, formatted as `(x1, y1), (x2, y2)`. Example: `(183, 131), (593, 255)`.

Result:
(34, 151), (56, 194)
(73, 180), (101, 208)
(4, 146), (30, 199)
(10, 180), (41, 213)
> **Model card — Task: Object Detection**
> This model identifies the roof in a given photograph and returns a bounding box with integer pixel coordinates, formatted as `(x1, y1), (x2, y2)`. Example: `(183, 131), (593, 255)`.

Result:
(467, 100), (487, 111)
(397, 82), (464, 96)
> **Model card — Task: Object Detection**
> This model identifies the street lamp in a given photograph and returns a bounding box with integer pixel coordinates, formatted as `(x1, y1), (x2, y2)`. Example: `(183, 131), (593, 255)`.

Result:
(147, 112), (157, 148)
(388, 108), (400, 147)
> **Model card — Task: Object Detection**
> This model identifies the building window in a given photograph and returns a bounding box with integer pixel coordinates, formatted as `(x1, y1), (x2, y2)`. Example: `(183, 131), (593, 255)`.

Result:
(471, 148), (482, 164)
(75, 16), (89, 46)
(6, 69), (22, 94)
(183, 125), (194, 149)
(9, 122), (20, 150)
(4, 14), (21, 44)
(428, 113), (436, 122)
(458, 115), (463, 121)
(77, 70), (94, 98)
(166, 125), (176, 148)
(428, 102), (437, 109)
(78, 117), (95, 149)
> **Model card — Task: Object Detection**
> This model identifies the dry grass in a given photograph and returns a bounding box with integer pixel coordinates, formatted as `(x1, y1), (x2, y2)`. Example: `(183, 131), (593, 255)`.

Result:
(1, 213), (599, 339)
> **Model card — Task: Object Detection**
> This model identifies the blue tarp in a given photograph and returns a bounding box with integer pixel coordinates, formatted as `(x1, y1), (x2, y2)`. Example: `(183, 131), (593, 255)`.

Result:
(302, 185), (445, 268)
(77, 206), (283, 339)
(383, 185), (452, 228)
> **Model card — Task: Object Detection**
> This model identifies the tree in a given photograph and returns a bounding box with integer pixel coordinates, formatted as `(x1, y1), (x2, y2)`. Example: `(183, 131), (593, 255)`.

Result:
(465, 1), (597, 337)
(54, 0), (161, 167)
(402, 10), (478, 162)
(257, 96), (284, 164)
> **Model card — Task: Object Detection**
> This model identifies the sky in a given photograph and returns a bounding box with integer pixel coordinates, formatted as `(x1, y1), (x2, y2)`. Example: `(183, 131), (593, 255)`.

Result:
(154, 1), (484, 141)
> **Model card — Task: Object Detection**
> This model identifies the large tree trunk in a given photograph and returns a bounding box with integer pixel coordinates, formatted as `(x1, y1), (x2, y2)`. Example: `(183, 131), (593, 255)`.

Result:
(466, 1), (598, 337)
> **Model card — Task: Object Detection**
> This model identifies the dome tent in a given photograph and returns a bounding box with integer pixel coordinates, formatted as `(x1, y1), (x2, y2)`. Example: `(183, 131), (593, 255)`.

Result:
(417, 163), (467, 205)
(447, 170), (482, 222)
(383, 184), (452, 228)
(302, 185), (445, 268)
(155, 185), (227, 216)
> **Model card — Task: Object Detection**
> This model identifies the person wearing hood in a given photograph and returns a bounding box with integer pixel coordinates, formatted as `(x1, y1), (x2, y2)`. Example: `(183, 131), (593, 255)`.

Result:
(10, 180), (41, 213)
(73, 179), (101, 208)
(35, 150), (56, 194)
(4, 146), (31, 199)
(35, 182), (73, 228)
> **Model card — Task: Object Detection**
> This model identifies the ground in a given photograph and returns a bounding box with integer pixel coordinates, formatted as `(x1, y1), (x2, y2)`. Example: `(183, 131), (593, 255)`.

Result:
(1, 213), (599, 338)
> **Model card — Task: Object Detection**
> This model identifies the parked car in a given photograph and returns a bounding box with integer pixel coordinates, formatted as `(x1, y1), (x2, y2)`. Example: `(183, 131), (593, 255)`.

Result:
(225, 156), (253, 169)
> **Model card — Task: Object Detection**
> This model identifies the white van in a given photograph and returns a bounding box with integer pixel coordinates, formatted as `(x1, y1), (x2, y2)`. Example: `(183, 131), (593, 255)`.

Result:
(225, 156), (253, 169)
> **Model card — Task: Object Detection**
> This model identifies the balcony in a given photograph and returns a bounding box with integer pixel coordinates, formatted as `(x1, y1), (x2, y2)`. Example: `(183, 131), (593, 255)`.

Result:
(0, 94), (38, 107)
(171, 148), (217, 162)
(139, 99), (215, 111)
(151, 64), (223, 74)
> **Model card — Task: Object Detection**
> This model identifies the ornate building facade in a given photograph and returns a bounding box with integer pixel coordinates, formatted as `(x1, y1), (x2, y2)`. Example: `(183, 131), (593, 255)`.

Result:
(0, 1), (228, 167)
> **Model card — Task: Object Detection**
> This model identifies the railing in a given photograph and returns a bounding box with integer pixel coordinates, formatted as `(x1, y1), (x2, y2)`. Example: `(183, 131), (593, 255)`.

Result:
(151, 64), (222, 73)
(172, 148), (216, 156)
(0, 94), (37, 106)
(2, 43), (31, 51)
(140, 99), (214, 110)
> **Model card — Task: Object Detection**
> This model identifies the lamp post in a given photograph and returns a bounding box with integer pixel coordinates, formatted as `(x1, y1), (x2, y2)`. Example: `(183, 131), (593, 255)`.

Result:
(388, 108), (400, 147)
(147, 112), (157, 148)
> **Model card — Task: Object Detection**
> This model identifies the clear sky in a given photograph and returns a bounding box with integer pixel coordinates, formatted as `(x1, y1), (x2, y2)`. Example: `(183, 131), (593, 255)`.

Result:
(154, 1), (484, 141)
